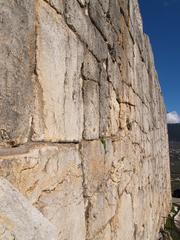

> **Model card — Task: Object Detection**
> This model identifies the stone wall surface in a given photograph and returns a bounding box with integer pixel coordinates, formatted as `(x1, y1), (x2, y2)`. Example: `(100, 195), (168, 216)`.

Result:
(0, 0), (171, 239)
(0, 177), (58, 240)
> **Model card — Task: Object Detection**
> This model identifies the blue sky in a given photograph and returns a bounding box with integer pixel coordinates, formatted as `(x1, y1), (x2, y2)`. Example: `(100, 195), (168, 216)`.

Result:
(139, 0), (180, 122)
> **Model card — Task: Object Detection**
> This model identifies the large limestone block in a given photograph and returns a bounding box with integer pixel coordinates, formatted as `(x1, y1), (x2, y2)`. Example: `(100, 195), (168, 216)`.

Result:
(110, 139), (136, 196)
(107, 54), (122, 98)
(144, 34), (155, 73)
(129, 0), (144, 53)
(82, 51), (100, 82)
(109, 85), (120, 135)
(0, 0), (35, 146)
(99, 68), (120, 137)
(80, 140), (105, 196)
(86, 180), (118, 239)
(65, 0), (108, 60)
(109, 0), (121, 34)
(0, 177), (57, 240)
(99, 68), (111, 137)
(0, 144), (86, 240)
(80, 140), (118, 239)
(111, 192), (134, 240)
(134, 43), (144, 97)
(118, 0), (129, 24)
(83, 80), (99, 140)
(88, 0), (114, 47)
(120, 14), (134, 67)
(33, 0), (84, 142)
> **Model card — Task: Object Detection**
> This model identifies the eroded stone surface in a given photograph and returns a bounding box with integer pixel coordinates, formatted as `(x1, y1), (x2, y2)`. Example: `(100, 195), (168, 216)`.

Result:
(46, 0), (64, 14)
(0, 144), (86, 240)
(33, 0), (84, 142)
(83, 80), (99, 140)
(82, 51), (100, 82)
(0, 0), (35, 146)
(65, 0), (108, 61)
(111, 192), (134, 240)
(0, 177), (58, 240)
(0, 0), (171, 239)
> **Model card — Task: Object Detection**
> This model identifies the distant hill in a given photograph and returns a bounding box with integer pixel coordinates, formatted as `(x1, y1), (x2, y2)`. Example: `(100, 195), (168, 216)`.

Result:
(168, 124), (180, 194)
(168, 124), (180, 142)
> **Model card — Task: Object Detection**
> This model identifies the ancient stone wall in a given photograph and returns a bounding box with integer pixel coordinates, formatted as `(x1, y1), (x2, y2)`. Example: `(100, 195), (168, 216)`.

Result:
(0, 0), (171, 239)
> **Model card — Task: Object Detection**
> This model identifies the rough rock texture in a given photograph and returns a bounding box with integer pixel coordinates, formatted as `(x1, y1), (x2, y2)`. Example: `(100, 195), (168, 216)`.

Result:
(0, 0), (171, 240)
(0, 0), (35, 146)
(0, 177), (57, 240)
(0, 143), (86, 240)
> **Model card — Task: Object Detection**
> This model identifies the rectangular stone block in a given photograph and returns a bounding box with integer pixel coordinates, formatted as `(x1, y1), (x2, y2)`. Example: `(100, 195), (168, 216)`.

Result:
(120, 14), (134, 67)
(100, 67), (120, 137)
(33, 0), (84, 142)
(89, 0), (114, 47)
(86, 182), (118, 239)
(65, 0), (108, 61)
(109, 85), (120, 135)
(0, 0), (35, 146)
(111, 192), (134, 240)
(82, 51), (100, 82)
(107, 54), (122, 99)
(0, 144), (86, 240)
(83, 80), (99, 140)
(99, 68), (111, 137)
(134, 43), (143, 97)
(118, 0), (129, 24)
(80, 140), (118, 239)
(109, 0), (121, 33)
(80, 140), (105, 197)
(144, 34), (155, 70)
(129, 0), (144, 53)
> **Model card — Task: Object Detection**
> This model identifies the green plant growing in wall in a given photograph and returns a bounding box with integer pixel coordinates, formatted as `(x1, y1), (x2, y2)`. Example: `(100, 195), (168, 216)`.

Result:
(100, 137), (107, 153)
(164, 204), (180, 240)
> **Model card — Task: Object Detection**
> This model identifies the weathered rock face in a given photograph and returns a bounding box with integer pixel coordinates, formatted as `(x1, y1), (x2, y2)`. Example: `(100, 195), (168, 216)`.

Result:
(0, 0), (171, 240)
(0, 177), (58, 240)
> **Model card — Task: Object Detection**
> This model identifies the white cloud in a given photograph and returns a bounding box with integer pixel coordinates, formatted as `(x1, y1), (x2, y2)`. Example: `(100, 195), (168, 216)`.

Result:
(167, 111), (180, 124)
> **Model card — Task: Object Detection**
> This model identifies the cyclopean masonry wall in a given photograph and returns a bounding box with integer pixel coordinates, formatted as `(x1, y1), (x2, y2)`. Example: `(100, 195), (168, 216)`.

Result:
(0, 0), (171, 239)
